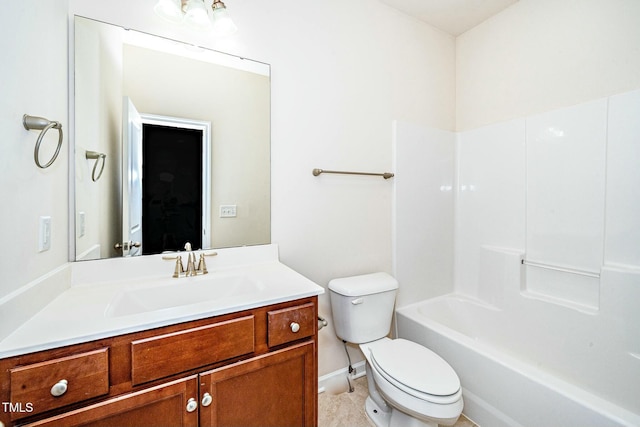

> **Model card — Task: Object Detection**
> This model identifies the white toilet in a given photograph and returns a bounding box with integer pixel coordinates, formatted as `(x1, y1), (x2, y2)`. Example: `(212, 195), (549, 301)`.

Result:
(329, 272), (463, 427)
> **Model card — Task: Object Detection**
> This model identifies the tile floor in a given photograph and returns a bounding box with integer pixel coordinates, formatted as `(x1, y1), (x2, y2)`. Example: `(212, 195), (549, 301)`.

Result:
(318, 376), (478, 427)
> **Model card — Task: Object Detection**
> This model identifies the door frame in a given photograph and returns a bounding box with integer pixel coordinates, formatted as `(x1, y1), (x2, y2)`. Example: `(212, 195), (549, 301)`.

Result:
(140, 114), (212, 251)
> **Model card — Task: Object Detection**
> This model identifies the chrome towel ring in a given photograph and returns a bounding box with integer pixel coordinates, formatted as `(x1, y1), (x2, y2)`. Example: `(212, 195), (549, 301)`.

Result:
(23, 114), (64, 169)
(85, 151), (106, 182)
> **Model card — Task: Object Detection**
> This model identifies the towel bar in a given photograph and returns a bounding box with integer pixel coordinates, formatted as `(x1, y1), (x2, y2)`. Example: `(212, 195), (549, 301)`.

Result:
(312, 168), (394, 179)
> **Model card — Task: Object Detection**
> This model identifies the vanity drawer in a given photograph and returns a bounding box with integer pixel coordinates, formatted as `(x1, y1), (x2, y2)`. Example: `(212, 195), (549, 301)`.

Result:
(131, 315), (255, 385)
(9, 348), (109, 420)
(267, 302), (315, 347)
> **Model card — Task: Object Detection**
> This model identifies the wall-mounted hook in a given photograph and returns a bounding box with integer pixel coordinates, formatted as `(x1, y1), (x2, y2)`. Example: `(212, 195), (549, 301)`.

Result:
(85, 151), (106, 182)
(23, 114), (64, 169)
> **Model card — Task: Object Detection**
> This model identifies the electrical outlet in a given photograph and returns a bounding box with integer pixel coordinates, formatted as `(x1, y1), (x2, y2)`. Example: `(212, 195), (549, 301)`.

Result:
(39, 216), (51, 252)
(220, 205), (237, 218)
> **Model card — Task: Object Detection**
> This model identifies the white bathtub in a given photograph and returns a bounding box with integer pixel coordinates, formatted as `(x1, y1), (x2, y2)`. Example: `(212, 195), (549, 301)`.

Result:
(396, 289), (640, 427)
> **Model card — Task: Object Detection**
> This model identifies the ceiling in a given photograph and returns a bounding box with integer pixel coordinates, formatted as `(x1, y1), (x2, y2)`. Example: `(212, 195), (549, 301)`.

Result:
(377, 0), (519, 36)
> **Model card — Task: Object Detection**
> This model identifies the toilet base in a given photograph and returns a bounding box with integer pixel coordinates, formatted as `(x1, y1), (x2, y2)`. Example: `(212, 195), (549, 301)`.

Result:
(365, 396), (437, 427)
(365, 396), (391, 427)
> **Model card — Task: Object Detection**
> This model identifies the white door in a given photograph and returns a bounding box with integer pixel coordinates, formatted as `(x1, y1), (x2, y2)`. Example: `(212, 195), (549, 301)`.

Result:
(121, 97), (143, 256)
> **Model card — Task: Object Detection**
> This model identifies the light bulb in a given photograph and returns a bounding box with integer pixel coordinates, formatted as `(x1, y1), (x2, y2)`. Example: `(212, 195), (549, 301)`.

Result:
(184, 0), (212, 31)
(211, 6), (237, 36)
(154, 0), (184, 24)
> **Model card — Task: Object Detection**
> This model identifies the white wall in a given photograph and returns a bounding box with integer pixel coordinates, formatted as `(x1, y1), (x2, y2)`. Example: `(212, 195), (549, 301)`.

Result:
(0, 1), (69, 298)
(456, 0), (640, 131)
(0, 0), (455, 378)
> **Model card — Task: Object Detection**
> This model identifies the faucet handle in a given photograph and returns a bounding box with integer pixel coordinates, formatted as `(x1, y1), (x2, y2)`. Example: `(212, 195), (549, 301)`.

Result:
(173, 256), (185, 278)
(162, 254), (186, 278)
(196, 253), (209, 275)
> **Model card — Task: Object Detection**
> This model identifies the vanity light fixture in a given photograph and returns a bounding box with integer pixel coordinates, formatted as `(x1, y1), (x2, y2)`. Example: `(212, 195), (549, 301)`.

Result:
(154, 0), (237, 36)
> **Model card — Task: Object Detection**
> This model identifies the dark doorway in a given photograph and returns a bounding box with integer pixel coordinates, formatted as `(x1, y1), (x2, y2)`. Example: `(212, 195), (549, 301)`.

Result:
(142, 124), (203, 254)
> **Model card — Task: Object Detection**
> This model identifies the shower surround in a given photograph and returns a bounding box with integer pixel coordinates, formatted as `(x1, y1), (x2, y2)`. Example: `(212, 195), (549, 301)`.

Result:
(393, 89), (640, 426)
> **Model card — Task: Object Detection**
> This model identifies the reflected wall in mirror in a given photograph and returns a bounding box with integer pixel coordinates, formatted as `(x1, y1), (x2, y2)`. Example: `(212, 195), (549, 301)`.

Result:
(73, 16), (271, 261)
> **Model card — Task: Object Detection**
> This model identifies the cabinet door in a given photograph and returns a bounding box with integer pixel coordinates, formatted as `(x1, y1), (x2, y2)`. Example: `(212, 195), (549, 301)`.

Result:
(199, 341), (317, 427)
(24, 376), (199, 427)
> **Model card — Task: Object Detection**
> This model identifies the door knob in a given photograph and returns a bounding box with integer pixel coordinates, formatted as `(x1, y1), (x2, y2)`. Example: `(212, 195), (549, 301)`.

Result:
(114, 241), (141, 250)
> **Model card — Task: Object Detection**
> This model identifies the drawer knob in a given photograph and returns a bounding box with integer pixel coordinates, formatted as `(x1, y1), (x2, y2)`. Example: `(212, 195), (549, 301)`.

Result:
(290, 322), (300, 333)
(201, 392), (213, 407)
(186, 397), (198, 413)
(50, 379), (68, 397)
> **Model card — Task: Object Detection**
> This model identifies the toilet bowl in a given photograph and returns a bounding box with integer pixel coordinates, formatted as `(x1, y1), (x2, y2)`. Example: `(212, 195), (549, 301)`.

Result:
(328, 272), (463, 427)
(361, 338), (463, 427)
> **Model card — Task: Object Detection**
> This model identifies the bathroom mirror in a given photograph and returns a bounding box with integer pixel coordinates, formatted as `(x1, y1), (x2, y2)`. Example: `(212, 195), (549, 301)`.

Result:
(73, 16), (270, 261)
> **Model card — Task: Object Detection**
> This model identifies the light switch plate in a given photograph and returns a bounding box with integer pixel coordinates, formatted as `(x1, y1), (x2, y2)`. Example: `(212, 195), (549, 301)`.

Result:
(39, 216), (51, 252)
(78, 211), (86, 237)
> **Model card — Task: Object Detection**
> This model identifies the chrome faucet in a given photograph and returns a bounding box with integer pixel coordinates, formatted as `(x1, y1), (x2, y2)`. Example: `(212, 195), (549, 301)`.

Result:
(162, 242), (217, 278)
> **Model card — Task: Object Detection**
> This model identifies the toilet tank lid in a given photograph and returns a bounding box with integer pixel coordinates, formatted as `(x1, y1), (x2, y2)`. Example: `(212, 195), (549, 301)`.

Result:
(328, 272), (398, 296)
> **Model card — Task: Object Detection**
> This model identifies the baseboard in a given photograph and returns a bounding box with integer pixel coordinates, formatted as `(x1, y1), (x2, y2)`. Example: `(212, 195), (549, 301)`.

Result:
(318, 360), (367, 394)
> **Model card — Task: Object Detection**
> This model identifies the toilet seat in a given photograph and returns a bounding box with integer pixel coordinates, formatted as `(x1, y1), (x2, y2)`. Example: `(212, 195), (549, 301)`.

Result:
(368, 339), (461, 404)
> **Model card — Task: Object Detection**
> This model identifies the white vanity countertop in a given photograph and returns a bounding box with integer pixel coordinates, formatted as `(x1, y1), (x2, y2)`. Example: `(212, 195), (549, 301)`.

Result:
(0, 244), (324, 358)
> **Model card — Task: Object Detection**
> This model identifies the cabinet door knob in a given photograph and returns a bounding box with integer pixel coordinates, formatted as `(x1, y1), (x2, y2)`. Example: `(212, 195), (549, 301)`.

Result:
(201, 392), (213, 407)
(290, 322), (300, 333)
(186, 397), (198, 413)
(50, 379), (68, 397)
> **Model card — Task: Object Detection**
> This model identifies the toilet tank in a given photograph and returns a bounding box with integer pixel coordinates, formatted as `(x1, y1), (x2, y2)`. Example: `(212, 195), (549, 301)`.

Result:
(328, 272), (399, 344)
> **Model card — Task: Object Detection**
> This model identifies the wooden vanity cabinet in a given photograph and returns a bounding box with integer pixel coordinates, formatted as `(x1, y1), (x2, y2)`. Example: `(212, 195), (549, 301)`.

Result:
(199, 341), (316, 427)
(0, 297), (318, 427)
(24, 376), (199, 427)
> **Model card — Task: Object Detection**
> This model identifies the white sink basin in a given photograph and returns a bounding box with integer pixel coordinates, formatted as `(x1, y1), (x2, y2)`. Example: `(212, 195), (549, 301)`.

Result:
(105, 273), (265, 318)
